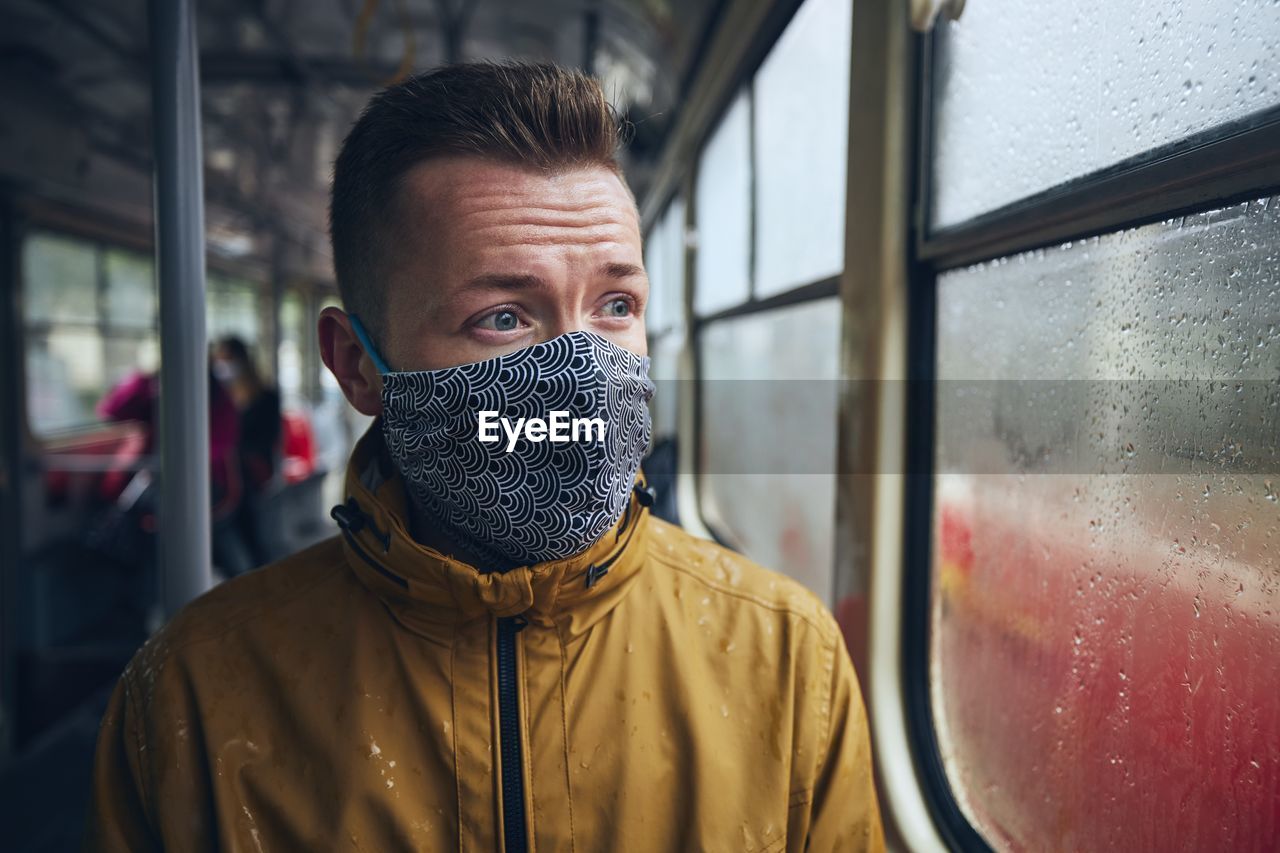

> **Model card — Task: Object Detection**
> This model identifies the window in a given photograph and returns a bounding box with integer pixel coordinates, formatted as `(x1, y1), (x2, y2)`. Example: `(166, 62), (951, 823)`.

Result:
(278, 290), (306, 407)
(21, 229), (270, 436)
(698, 299), (841, 601)
(931, 0), (1280, 226)
(753, 0), (852, 295)
(930, 196), (1280, 850)
(912, 1), (1280, 848)
(684, 0), (853, 604)
(104, 249), (157, 329)
(22, 233), (158, 434)
(206, 272), (262, 343)
(693, 91), (752, 316)
(644, 196), (686, 339)
(644, 196), (687, 441)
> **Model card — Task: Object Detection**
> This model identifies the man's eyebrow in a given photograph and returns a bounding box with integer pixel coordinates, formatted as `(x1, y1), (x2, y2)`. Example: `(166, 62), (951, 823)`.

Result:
(602, 262), (645, 279)
(460, 273), (547, 292)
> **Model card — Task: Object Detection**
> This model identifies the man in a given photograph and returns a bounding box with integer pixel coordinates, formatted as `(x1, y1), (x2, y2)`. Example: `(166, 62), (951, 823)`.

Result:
(87, 62), (884, 851)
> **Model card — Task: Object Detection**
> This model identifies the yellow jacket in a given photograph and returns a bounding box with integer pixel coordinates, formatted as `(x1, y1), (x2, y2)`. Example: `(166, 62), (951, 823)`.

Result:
(87, 428), (884, 851)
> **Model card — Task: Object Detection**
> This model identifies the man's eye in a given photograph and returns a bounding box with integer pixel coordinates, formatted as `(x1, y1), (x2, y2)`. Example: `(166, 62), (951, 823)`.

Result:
(478, 310), (521, 332)
(602, 298), (631, 318)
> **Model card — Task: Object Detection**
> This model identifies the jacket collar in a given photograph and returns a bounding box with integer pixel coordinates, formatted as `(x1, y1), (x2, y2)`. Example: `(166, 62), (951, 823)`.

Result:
(334, 424), (652, 643)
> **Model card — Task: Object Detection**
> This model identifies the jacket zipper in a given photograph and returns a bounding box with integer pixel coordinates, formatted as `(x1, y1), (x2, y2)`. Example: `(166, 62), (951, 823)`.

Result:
(497, 615), (529, 853)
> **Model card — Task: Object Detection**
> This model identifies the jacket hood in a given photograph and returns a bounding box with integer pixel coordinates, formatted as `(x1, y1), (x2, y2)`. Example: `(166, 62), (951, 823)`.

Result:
(333, 423), (652, 642)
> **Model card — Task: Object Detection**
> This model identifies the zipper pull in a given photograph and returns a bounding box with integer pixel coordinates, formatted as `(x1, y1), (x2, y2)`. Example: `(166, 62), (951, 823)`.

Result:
(330, 499), (391, 552)
(330, 500), (365, 533)
(584, 564), (609, 589)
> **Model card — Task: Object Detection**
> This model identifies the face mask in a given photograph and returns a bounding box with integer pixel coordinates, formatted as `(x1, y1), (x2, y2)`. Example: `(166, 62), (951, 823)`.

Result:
(212, 360), (240, 383)
(350, 316), (655, 568)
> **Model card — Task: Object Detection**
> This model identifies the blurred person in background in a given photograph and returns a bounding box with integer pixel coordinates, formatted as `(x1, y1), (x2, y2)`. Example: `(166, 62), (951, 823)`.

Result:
(95, 362), (252, 612)
(212, 335), (282, 567)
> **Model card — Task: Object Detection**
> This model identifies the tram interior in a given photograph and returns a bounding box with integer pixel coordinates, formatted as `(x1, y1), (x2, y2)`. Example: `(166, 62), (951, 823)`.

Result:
(2, 0), (1279, 850)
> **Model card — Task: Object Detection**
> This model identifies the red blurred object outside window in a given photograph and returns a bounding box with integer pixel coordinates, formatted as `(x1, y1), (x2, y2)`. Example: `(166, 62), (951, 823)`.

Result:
(280, 410), (317, 484)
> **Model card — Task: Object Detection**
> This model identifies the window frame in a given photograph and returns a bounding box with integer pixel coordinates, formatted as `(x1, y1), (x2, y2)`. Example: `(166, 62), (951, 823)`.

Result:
(903, 21), (1280, 851)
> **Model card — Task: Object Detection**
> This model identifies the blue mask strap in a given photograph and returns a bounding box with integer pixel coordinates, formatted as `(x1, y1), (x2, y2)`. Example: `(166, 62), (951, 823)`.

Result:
(349, 314), (392, 375)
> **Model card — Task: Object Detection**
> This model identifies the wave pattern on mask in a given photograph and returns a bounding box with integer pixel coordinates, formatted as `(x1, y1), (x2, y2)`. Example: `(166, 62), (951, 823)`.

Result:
(380, 331), (655, 568)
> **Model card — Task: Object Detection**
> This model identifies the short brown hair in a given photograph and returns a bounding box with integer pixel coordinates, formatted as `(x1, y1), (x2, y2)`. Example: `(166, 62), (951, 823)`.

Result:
(329, 61), (630, 338)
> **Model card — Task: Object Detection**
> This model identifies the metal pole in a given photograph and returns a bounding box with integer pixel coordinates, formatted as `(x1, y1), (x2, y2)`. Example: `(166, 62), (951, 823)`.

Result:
(149, 0), (212, 616)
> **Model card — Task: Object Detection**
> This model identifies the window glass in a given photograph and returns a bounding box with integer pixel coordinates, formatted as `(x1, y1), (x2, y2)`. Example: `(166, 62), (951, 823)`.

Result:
(753, 0), (851, 296)
(644, 197), (686, 335)
(25, 329), (104, 434)
(931, 195), (1280, 850)
(23, 232), (98, 324)
(207, 274), (261, 342)
(694, 91), (752, 315)
(104, 249), (156, 329)
(698, 298), (841, 603)
(103, 335), (159, 386)
(278, 291), (305, 406)
(931, 0), (1280, 227)
(648, 331), (682, 441)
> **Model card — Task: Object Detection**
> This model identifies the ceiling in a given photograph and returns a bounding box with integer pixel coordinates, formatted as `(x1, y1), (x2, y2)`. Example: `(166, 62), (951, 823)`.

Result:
(0, 0), (720, 282)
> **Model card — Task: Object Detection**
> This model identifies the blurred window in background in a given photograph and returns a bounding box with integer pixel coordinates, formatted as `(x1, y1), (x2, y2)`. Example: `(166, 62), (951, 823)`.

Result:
(644, 196), (686, 339)
(644, 195), (686, 442)
(23, 232), (158, 435)
(277, 290), (306, 408)
(104, 248), (157, 330)
(753, 0), (852, 296)
(690, 0), (853, 604)
(699, 299), (841, 603)
(21, 229), (276, 437)
(693, 90), (752, 316)
(206, 272), (262, 343)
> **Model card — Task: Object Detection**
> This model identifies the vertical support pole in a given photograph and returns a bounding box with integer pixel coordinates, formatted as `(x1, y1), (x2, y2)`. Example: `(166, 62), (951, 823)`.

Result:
(0, 193), (21, 758)
(149, 0), (212, 616)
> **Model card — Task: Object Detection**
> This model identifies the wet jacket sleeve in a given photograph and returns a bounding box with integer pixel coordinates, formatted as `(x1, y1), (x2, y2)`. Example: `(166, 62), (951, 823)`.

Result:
(84, 675), (160, 853)
(804, 635), (887, 852)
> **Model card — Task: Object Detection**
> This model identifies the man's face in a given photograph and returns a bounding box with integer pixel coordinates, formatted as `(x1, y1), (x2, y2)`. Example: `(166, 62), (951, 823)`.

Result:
(377, 158), (648, 372)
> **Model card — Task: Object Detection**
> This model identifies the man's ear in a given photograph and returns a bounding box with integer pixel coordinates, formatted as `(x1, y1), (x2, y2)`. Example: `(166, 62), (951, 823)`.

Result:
(318, 307), (383, 416)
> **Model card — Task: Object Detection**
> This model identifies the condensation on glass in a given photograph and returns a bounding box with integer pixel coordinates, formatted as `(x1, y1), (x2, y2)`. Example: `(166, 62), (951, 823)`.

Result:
(931, 196), (1280, 850)
(693, 90), (752, 316)
(931, 0), (1280, 226)
(699, 298), (840, 604)
(753, 0), (851, 296)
